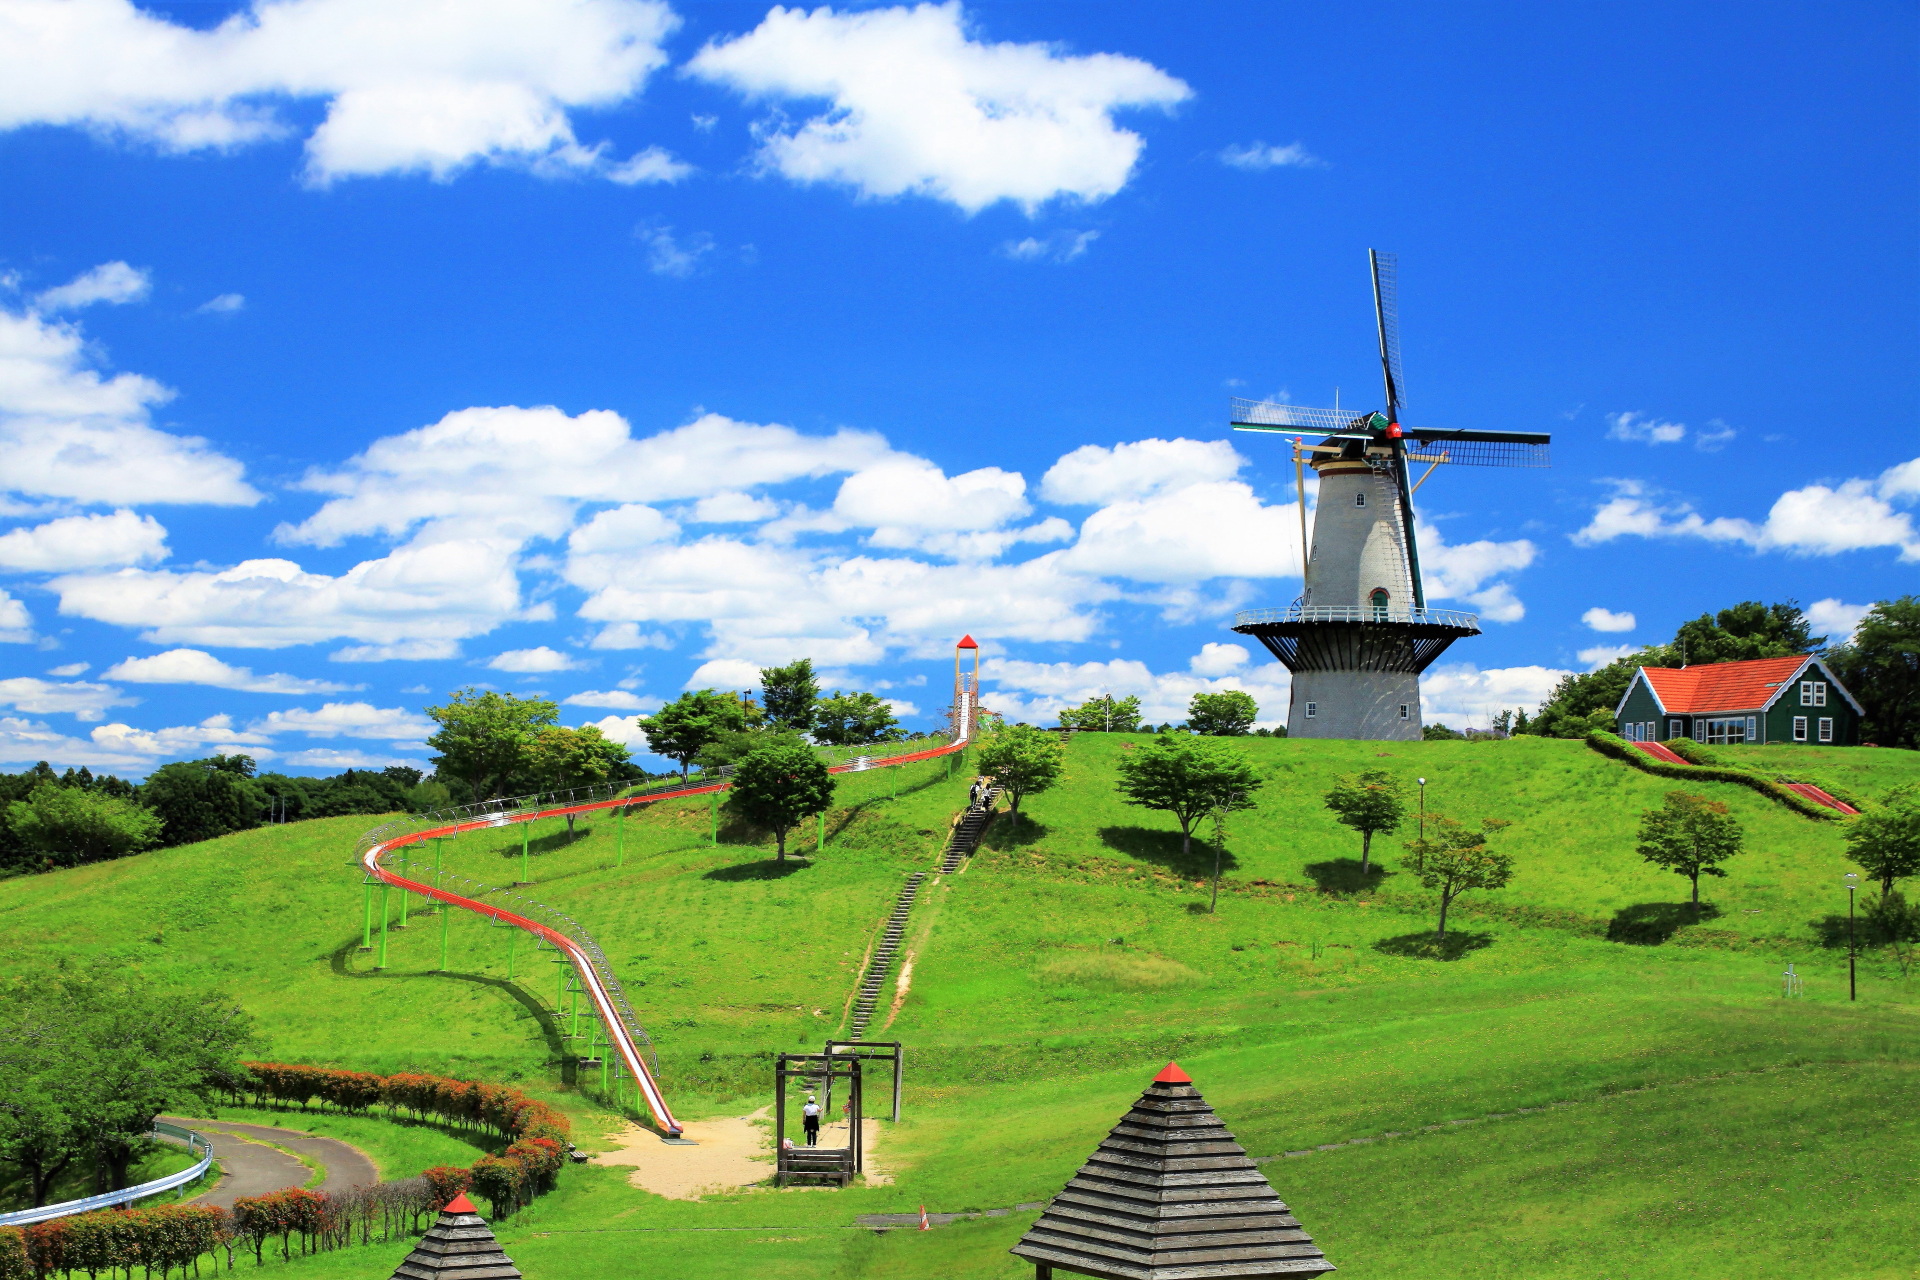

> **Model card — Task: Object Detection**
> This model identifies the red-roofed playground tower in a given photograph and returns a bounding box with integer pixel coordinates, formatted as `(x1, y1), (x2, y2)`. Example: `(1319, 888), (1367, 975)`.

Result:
(954, 634), (981, 741)
(1228, 251), (1551, 739)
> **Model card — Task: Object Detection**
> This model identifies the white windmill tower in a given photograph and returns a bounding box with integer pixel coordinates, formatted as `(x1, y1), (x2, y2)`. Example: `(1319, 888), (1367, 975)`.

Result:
(1230, 252), (1551, 740)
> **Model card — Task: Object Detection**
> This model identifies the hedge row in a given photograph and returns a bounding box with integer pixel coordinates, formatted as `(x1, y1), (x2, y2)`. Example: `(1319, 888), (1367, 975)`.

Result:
(2, 1204), (223, 1280)
(239, 1062), (569, 1146)
(1585, 731), (1843, 821)
(1657, 738), (1872, 811)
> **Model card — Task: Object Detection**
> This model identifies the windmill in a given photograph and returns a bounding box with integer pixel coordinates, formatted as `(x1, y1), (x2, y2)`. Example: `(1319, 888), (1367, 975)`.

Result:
(1228, 251), (1551, 740)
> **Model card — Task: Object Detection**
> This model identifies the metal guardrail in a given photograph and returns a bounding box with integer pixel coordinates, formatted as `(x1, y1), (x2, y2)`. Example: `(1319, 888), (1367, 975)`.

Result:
(0, 1122), (214, 1226)
(1234, 605), (1481, 629)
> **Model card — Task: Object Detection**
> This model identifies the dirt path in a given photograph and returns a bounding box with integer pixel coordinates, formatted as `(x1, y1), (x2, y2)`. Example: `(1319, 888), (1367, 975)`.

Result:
(163, 1116), (378, 1209)
(593, 1106), (890, 1199)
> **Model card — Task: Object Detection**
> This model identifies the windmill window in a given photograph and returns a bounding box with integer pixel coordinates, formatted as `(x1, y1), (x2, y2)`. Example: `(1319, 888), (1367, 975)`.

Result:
(1304, 702), (1318, 718)
(1354, 492), (1366, 507)
(1370, 589), (1390, 620)
(1793, 716), (1808, 742)
(1819, 717), (1834, 743)
(1399, 704), (1410, 719)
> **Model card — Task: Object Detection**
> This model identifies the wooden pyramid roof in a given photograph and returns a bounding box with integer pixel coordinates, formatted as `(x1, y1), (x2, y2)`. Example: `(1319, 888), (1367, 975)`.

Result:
(389, 1194), (522, 1280)
(1011, 1064), (1335, 1280)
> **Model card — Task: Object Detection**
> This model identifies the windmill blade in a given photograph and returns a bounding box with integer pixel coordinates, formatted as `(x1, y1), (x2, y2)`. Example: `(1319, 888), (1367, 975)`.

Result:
(1403, 427), (1550, 468)
(1229, 399), (1375, 433)
(1370, 249), (1405, 418)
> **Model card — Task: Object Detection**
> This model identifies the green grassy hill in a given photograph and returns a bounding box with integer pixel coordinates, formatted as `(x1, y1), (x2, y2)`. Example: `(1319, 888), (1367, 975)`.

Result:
(4, 736), (1917, 1278)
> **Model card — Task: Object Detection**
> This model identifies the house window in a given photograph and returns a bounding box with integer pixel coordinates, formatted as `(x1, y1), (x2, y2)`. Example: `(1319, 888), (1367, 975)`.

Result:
(1793, 716), (1808, 742)
(1693, 721), (1707, 743)
(1802, 681), (1827, 707)
(1706, 718), (1748, 745)
(1668, 719), (1684, 739)
(1746, 716), (1758, 742)
(1399, 704), (1410, 720)
(1304, 702), (1318, 718)
(1371, 588), (1390, 620)
(1355, 492), (1367, 507)
(1819, 717), (1834, 743)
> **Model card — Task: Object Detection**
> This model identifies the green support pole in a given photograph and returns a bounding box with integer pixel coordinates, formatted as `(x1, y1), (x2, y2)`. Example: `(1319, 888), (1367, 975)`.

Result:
(520, 819), (531, 883)
(506, 928), (516, 981)
(818, 809), (827, 853)
(439, 898), (450, 972)
(570, 984), (581, 1038)
(709, 792), (718, 847)
(398, 870), (409, 928)
(376, 881), (390, 969)
(361, 879), (374, 950)
(616, 806), (627, 868)
(600, 1048), (610, 1093)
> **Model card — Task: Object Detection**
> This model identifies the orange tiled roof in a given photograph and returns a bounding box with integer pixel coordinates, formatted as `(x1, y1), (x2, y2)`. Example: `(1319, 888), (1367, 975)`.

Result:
(1640, 655), (1810, 714)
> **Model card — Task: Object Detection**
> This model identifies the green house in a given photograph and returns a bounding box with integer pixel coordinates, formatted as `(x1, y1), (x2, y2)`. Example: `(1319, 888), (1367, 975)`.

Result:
(1613, 653), (1862, 746)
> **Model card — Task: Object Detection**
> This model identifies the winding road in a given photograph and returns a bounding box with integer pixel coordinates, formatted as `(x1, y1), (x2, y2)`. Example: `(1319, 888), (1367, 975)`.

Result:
(162, 1116), (378, 1210)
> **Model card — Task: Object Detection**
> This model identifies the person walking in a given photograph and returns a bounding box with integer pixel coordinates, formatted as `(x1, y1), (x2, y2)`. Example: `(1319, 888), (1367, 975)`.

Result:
(802, 1094), (821, 1146)
(969, 780), (982, 808)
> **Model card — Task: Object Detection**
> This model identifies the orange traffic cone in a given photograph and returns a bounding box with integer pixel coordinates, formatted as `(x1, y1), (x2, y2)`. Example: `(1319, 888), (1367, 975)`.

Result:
(918, 1205), (931, 1231)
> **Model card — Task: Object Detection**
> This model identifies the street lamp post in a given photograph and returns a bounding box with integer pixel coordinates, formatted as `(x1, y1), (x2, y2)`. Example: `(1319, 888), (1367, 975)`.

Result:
(1846, 872), (1859, 1001)
(1417, 777), (1428, 839)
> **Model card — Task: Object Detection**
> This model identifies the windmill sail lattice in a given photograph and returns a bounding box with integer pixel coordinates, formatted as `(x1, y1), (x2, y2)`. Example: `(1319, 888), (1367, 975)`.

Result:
(1010, 1064), (1335, 1279)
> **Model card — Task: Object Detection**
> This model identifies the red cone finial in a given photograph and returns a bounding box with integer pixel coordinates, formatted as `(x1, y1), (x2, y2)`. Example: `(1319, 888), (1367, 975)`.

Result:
(444, 1192), (477, 1214)
(1153, 1061), (1191, 1084)
(956, 634), (978, 649)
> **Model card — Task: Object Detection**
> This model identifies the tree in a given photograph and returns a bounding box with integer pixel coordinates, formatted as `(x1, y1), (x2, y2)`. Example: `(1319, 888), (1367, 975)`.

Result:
(1115, 735), (1263, 863)
(6, 785), (162, 871)
(813, 691), (902, 746)
(1322, 770), (1406, 874)
(139, 755), (265, 847)
(1423, 722), (1468, 741)
(1403, 815), (1515, 939)
(641, 691), (753, 777)
(1525, 647), (1676, 738)
(1826, 596), (1920, 749)
(1058, 695), (1141, 733)
(1672, 599), (1822, 665)
(1865, 890), (1920, 978)
(522, 724), (632, 838)
(759, 659), (820, 735)
(1187, 691), (1258, 736)
(974, 724), (1067, 828)
(725, 742), (835, 862)
(1844, 797), (1920, 896)
(424, 690), (559, 801)
(1635, 791), (1744, 909)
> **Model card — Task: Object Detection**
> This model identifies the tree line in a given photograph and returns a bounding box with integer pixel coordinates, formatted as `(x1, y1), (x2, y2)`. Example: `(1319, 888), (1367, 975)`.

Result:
(1055, 690), (1279, 737)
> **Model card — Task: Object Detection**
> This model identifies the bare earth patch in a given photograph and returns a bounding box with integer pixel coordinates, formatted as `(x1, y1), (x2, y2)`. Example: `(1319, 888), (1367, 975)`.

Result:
(594, 1105), (890, 1198)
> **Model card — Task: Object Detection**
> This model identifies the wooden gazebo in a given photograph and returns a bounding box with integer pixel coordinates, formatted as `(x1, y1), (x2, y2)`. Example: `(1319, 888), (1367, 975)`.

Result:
(389, 1192), (522, 1279)
(1010, 1063), (1335, 1279)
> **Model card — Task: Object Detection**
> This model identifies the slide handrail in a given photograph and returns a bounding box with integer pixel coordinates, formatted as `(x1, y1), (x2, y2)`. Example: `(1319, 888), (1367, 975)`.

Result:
(0, 1122), (213, 1226)
(359, 709), (978, 1136)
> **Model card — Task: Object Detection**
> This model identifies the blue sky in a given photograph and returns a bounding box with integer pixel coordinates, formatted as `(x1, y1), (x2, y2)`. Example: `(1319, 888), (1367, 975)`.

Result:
(0, 0), (1913, 775)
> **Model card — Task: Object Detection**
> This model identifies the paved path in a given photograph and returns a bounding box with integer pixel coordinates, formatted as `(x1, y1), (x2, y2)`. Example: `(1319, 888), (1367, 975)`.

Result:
(161, 1117), (378, 1210)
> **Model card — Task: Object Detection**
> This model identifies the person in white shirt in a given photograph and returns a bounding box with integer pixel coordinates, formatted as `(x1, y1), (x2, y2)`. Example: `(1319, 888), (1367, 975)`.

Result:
(802, 1095), (821, 1146)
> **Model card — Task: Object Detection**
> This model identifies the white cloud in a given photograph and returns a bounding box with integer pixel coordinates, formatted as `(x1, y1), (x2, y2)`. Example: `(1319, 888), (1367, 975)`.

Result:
(0, 509), (168, 571)
(35, 262), (151, 311)
(250, 702), (433, 739)
(686, 1), (1191, 213)
(487, 645), (580, 672)
(0, 304), (260, 506)
(587, 622), (675, 650)
(834, 460), (1032, 550)
(1060, 480), (1302, 584)
(281, 408), (895, 548)
(52, 540), (526, 649)
(46, 663), (89, 677)
(1041, 438), (1243, 504)
(197, 293), (246, 314)
(1581, 606), (1636, 633)
(983, 654), (1290, 727)
(1218, 141), (1318, 170)
(563, 689), (660, 711)
(0, 677), (136, 722)
(279, 747), (426, 769)
(0, 713), (271, 770)
(1001, 230), (1098, 262)
(1573, 465), (1920, 560)
(0, 0), (686, 186)
(1419, 663), (1571, 732)
(331, 639), (461, 663)
(687, 657), (762, 690)
(1189, 642), (1248, 677)
(103, 648), (356, 693)
(689, 491), (781, 524)
(0, 589), (31, 643)
(1806, 598), (1872, 643)
(1577, 644), (1638, 668)
(1412, 524), (1536, 622)
(583, 713), (650, 749)
(1605, 411), (1687, 445)
(638, 222), (714, 277)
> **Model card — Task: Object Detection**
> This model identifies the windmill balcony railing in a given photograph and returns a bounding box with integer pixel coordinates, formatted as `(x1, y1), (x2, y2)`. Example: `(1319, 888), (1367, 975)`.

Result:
(1235, 605), (1481, 629)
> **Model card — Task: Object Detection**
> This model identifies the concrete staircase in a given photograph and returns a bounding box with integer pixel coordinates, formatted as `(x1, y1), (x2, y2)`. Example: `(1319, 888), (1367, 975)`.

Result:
(846, 787), (1000, 1041)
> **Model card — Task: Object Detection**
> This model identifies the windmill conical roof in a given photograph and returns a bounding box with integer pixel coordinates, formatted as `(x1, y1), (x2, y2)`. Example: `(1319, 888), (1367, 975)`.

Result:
(1011, 1063), (1334, 1280)
(389, 1198), (522, 1280)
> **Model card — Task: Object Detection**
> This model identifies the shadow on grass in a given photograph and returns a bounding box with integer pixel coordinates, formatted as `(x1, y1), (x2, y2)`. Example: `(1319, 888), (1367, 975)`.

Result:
(1303, 858), (1392, 895)
(1606, 902), (1722, 945)
(702, 857), (811, 881)
(1372, 931), (1493, 961)
(980, 816), (1052, 851)
(1096, 826), (1236, 877)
